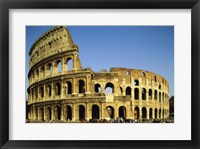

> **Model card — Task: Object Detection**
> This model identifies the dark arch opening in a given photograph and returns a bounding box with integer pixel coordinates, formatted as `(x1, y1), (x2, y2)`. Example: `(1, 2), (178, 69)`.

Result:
(79, 80), (85, 93)
(79, 105), (85, 120)
(126, 87), (131, 96)
(134, 88), (139, 100)
(142, 107), (147, 119)
(66, 106), (72, 121)
(39, 87), (44, 98)
(119, 106), (126, 119)
(163, 109), (165, 119)
(134, 107), (140, 119)
(154, 90), (158, 100)
(92, 105), (100, 119)
(105, 82), (114, 93)
(46, 107), (52, 121)
(149, 108), (153, 119)
(39, 108), (44, 121)
(95, 84), (101, 93)
(159, 109), (161, 118)
(55, 106), (61, 121)
(47, 85), (52, 97)
(142, 88), (146, 100)
(55, 83), (61, 96)
(159, 92), (161, 102)
(149, 89), (152, 100)
(41, 66), (45, 77)
(67, 81), (72, 94)
(155, 108), (158, 119)
(134, 80), (139, 86)
(106, 106), (114, 119)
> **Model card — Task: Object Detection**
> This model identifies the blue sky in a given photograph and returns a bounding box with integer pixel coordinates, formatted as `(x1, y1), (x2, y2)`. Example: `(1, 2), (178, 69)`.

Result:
(26, 26), (174, 98)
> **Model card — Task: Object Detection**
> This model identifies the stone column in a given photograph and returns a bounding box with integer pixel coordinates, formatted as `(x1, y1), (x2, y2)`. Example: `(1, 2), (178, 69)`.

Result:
(115, 107), (119, 119)
(101, 103), (104, 120)
(51, 82), (54, 97)
(62, 57), (65, 73)
(73, 53), (77, 70)
(72, 78), (76, 94)
(152, 108), (155, 119)
(146, 108), (149, 119)
(61, 105), (64, 121)
(72, 104), (76, 121)
(139, 107), (142, 121)
(51, 105), (54, 121)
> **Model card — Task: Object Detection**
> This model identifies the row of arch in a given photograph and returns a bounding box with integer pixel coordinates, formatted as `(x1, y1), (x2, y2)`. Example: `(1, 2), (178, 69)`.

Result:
(29, 57), (74, 84)
(126, 70), (168, 85)
(29, 81), (168, 103)
(29, 104), (169, 121)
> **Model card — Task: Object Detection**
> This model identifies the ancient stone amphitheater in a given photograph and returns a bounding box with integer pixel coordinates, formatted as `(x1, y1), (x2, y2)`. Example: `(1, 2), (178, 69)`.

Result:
(27, 26), (170, 123)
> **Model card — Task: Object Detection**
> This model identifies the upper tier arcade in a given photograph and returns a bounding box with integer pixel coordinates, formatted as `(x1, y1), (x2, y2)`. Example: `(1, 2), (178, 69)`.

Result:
(29, 26), (78, 69)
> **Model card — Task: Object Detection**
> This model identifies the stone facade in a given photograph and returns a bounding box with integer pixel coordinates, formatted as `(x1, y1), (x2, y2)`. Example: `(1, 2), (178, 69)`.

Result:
(27, 26), (170, 122)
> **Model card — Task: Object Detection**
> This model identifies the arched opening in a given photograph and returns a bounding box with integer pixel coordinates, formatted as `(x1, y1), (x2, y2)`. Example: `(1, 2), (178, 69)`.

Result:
(142, 107), (147, 119)
(159, 84), (161, 90)
(106, 106), (114, 119)
(47, 85), (51, 97)
(154, 90), (157, 100)
(48, 63), (52, 76)
(79, 105), (85, 120)
(95, 84), (101, 93)
(159, 109), (161, 118)
(66, 106), (72, 121)
(119, 106), (126, 119)
(57, 60), (62, 73)
(67, 81), (72, 94)
(155, 108), (158, 119)
(36, 69), (39, 79)
(134, 107), (140, 119)
(78, 80), (85, 93)
(162, 93), (165, 103)
(163, 109), (165, 119)
(55, 106), (61, 121)
(105, 82), (114, 93)
(41, 66), (45, 77)
(142, 72), (145, 77)
(142, 88), (146, 100)
(149, 89), (152, 100)
(159, 92), (161, 102)
(46, 107), (52, 121)
(149, 108), (153, 119)
(67, 58), (73, 71)
(134, 80), (139, 86)
(134, 88), (139, 100)
(154, 76), (157, 82)
(39, 87), (44, 98)
(55, 83), (61, 96)
(126, 87), (131, 96)
(126, 70), (130, 75)
(35, 88), (38, 99)
(34, 107), (38, 120)
(38, 108), (44, 121)
(92, 105), (100, 119)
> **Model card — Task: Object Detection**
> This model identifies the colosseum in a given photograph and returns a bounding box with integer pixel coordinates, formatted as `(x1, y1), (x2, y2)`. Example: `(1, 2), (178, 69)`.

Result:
(27, 26), (170, 123)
